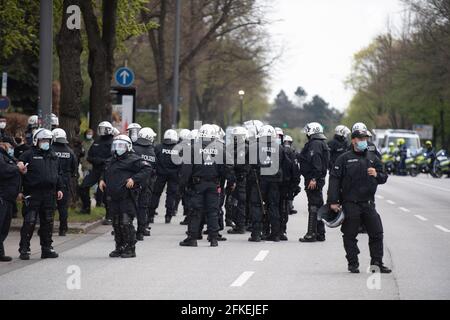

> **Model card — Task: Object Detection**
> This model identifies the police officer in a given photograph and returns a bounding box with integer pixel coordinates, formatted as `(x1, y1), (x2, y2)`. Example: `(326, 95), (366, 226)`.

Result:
(283, 135), (300, 215)
(0, 115), (15, 146)
(79, 121), (114, 215)
(176, 129), (192, 225)
(25, 115), (40, 146)
(226, 127), (250, 234)
(327, 126), (391, 274)
(18, 129), (64, 260)
(396, 138), (408, 176)
(424, 141), (436, 171)
(149, 129), (181, 224)
(298, 122), (329, 242)
(132, 127), (157, 240)
(179, 124), (235, 247)
(51, 129), (78, 236)
(127, 123), (142, 143)
(351, 123), (381, 159)
(99, 135), (152, 258)
(328, 125), (350, 170)
(0, 142), (26, 261)
(248, 125), (288, 242)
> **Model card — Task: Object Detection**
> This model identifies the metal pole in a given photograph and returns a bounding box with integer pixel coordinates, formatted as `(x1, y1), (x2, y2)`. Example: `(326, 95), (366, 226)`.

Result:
(172, 0), (181, 129)
(240, 97), (243, 124)
(39, 0), (53, 129)
(158, 104), (162, 144)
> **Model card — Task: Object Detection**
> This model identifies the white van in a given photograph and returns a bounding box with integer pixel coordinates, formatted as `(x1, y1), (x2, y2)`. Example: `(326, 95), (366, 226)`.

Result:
(380, 129), (421, 155)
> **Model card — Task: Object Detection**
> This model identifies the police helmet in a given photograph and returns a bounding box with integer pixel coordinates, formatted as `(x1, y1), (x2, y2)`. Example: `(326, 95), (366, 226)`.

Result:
(98, 121), (114, 136)
(304, 122), (324, 137)
(112, 134), (133, 153)
(33, 128), (54, 146)
(284, 135), (293, 143)
(52, 128), (68, 144)
(335, 125), (351, 137)
(138, 127), (157, 144)
(51, 113), (59, 128)
(28, 115), (39, 129)
(318, 205), (345, 228)
(179, 129), (191, 141)
(163, 129), (179, 144)
(198, 124), (216, 139)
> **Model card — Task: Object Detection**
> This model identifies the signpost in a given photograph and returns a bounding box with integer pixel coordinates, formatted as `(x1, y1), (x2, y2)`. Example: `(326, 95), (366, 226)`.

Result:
(413, 124), (434, 140)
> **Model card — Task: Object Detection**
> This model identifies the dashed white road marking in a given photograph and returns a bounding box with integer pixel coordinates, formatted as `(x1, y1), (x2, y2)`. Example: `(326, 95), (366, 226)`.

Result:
(231, 271), (255, 287)
(414, 215), (428, 221)
(399, 207), (411, 212)
(254, 250), (269, 262)
(387, 200), (396, 205)
(434, 225), (450, 233)
(376, 195), (384, 200)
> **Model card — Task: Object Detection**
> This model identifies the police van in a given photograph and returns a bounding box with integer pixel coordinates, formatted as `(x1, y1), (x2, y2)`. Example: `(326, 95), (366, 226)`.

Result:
(380, 129), (421, 155)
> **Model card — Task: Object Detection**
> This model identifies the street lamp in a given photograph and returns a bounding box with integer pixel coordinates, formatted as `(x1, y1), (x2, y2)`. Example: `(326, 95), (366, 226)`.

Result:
(238, 90), (245, 124)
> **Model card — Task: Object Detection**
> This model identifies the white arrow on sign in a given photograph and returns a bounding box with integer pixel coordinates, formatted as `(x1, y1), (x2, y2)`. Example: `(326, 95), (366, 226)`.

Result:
(119, 70), (130, 84)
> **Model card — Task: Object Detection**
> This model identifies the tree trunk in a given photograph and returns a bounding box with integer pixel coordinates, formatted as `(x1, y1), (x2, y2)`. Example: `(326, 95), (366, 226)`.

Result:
(56, 0), (83, 141)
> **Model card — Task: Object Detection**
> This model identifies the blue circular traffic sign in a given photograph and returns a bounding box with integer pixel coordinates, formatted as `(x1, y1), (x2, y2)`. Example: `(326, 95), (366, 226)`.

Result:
(115, 67), (135, 87)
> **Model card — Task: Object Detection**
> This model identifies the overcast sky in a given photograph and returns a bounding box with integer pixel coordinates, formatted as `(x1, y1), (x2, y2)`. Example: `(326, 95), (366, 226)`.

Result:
(267, 0), (405, 111)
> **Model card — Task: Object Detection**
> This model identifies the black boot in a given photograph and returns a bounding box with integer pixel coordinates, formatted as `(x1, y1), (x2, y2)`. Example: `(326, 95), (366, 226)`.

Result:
(41, 247), (59, 259)
(0, 243), (12, 262)
(370, 261), (392, 274)
(280, 234), (288, 241)
(165, 215), (172, 224)
(299, 208), (318, 243)
(179, 237), (198, 247)
(217, 233), (227, 241)
(348, 264), (360, 273)
(143, 228), (151, 236)
(59, 218), (68, 236)
(120, 224), (137, 258)
(266, 234), (281, 242)
(109, 225), (123, 257)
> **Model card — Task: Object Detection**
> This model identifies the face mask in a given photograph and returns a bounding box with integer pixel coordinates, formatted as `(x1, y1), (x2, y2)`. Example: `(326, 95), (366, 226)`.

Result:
(356, 141), (368, 152)
(0, 122), (6, 129)
(39, 142), (50, 151)
(7, 148), (14, 157)
(86, 134), (93, 140)
(115, 147), (127, 156)
(275, 138), (282, 145)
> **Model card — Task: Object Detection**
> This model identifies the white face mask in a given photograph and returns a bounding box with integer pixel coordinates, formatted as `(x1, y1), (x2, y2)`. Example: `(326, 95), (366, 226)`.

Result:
(86, 134), (93, 140)
(0, 122), (6, 130)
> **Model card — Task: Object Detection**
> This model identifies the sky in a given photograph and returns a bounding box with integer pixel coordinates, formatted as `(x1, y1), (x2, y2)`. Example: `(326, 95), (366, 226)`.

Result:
(267, 0), (405, 111)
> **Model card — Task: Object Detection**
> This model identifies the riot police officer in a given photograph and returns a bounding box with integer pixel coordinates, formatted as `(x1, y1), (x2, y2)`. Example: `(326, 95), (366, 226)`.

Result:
(127, 123), (142, 143)
(25, 115), (40, 146)
(176, 129), (192, 225)
(149, 129), (181, 224)
(132, 127), (157, 240)
(51, 129), (78, 236)
(328, 125), (350, 170)
(283, 135), (300, 216)
(179, 124), (235, 247)
(298, 122), (330, 243)
(0, 142), (26, 261)
(226, 126), (250, 234)
(248, 125), (289, 242)
(327, 126), (391, 274)
(99, 135), (152, 258)
(18, 129), (64, 260)
(350, 123), (381, 159)
(79, 121), (114, 215)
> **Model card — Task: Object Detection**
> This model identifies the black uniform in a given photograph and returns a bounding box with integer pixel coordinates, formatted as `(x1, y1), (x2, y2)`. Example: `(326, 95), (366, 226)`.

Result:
(179, 139), (234, 246)
(103, 151), (153, 257)
(279, 144), (300, 239)
(0, 148), (21, 260)
(248, 137), (289, 241)
(52, 143), (78, 235)
(226, 139), (250, 233)
(149, 142), (181, 222)
(132, 138), (156, 238)
(18, 146), (64, 256)
(327, 147), (388, 269)
(79, 135), (113, 213)
(0, 129), (15, 146)
(298, 133), (330, 241)
(328, 135), (349, 170)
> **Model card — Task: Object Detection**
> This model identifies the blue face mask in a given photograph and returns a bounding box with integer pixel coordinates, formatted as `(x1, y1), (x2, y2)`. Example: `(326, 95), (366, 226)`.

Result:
(275, 138), (282, 145)
(115, 147), (127, 156)
(356, 141), (368, 152)
(7, 148), (14, 157)
(39, 142), (50, 151)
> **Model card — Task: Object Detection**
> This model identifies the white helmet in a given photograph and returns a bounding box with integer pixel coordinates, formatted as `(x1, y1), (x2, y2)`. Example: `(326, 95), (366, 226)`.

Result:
(284, 135), (293, 143)
(51, 113), (59, 127)
(28, 115), (39, 129)
(127, 123), (142, 142)
(112, 134), (133, 154)
(304, 122), (324, 137)
(163, 129), (179, 144)
(258, 125), (276, 138)
(352, 122), (368, 133)
(335, 125), (351, 137)
(198, 124), (216, 139)
(211, 124), (224, 140)
(98, 121), (113, 136)
(138, 127), (157, 143)
(52, 128), (68, 144)
(188, 129), (199, 140)
(275, 127), (284, 137)
(33, 128), (54, 146)
(179, 129), (191, 141)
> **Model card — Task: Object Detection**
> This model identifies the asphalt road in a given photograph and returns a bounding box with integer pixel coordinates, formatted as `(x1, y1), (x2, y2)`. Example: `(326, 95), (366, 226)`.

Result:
(1, 175), (449, 300)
